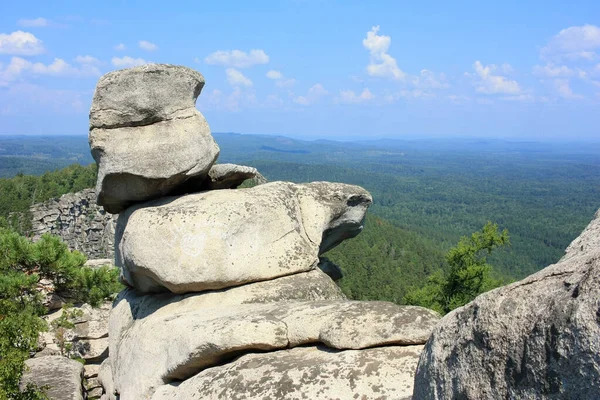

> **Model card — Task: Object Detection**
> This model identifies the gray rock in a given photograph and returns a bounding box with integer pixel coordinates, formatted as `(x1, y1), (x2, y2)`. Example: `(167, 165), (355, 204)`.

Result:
(151, 345), (423, 400)
(89, 64), (219, 213)
(109, 295), (439, 399)
(30, 189), (116, 260)
(20, 356), (84, 400)
(115, 181), (372, 293)
(413, 211), (600, 400)
(98, 359), (116, 400)
(176, 163), (267, 193)
(563, 209), (600, 260)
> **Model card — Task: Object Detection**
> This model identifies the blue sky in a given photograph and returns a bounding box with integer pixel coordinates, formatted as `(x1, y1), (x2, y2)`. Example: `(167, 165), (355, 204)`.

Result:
(0, 0), (599, 141)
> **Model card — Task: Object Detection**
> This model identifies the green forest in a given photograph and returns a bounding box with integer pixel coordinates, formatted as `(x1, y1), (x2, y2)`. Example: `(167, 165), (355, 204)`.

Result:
(0, 134), (598, 306)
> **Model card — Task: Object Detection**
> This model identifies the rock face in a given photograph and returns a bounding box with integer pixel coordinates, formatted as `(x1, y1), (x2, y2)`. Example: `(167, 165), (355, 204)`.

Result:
(89, 64), (441, 400)
(89, 64), (220, 214)
(30, 189), (116, 259)
(20, 356), (85, 400)
(152, 345), (424, 400)
(413, 210), (600, 400)
(115, 181), (372, 294)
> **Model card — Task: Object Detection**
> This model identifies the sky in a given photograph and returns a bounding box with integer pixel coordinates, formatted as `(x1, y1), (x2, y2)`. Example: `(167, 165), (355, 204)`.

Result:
(0, 0), (599, 141)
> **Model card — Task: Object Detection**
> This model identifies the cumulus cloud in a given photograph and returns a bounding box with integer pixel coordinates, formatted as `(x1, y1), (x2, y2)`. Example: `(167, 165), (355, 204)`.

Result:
(532, 63), (575, 78)
(205, 49), (269, 68)
(0, 31), (44, 55)
(197, 87), (257, 112)
(226, 68), (253, 87)
(266, 69), (295, 87)
(363, 26), (404, 80)
(115, 43), (126, 51)
(111, 56), (148, 68)
(470, 61), (521, 94)
(541, 24), (600, 61)
(138, 40), (158, 51)
(294, 83), (328, 105)
(337, 88), (374, 104)
(0, 56), (101, 86)
(553, 79), (583, 99)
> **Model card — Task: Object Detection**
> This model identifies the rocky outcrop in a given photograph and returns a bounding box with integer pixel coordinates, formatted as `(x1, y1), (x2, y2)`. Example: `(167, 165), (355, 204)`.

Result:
(413, 210), (600, 400)
(115, 181), (372, 293)
(30, 189), (116, 260)
(90, 64), (441, 399)
(20, 356), (85, 400)
(152, 345), (424, 400)
(89, 64), (220, 214)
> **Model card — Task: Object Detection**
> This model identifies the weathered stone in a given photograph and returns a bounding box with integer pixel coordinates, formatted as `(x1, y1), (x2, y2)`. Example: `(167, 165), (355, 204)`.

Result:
(115, 181), (372, 293)
(30, 189), (116, 260)
(413, 211), (600, 400)
(152, 345), (423, 400)
(205, 163), (265, 190)
(98, 359), (116, 400)
(20, 356), (84, 400)
(89, 64), (220, 213)
(109, 294), (439, 399)
(85, 259), (113, 269)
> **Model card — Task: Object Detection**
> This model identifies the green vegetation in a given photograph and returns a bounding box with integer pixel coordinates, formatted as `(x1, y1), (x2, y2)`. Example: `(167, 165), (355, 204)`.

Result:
(0, 163), (96, 233)
(403, 222), (510, 314)
(0, 228), (121, 399)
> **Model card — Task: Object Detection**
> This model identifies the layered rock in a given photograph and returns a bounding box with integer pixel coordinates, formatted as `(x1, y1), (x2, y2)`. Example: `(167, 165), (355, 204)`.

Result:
(413, 210), (600, 400)
(152, 345), (424, 400)
(89, 64), (220, 213)
(115, 181), (372, 293)
(20, 356), (85, 400)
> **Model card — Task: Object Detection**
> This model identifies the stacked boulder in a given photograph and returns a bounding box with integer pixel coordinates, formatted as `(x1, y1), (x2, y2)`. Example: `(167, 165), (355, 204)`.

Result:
(90, 64), (441, 399)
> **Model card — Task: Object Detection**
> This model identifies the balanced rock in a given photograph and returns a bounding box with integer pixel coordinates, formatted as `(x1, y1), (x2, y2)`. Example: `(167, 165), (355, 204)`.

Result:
(152, 345), (424, 400)
(20, 356), (85, 400)
(413, 210), (600, 400)
(89, 64), (219, 213)
(115, 181), (372, 293)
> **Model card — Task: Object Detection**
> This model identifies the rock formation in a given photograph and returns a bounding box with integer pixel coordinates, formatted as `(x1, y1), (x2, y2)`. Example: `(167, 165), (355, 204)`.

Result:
(30, 189), (117, 260)
(20, 356), (85, 400)
(90, 64), (441, 399)
(89, 64), (220, 214)
(413, 210), (600, 400)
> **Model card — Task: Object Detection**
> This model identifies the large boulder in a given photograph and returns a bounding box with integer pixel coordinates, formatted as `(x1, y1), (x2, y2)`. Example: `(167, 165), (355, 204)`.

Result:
(109, 294), (439, 399)
(115, 181), (372, 293)
(413, 211), (600, 400)
(89, 64), (219, 214)
(152, 345), (424, 400)
(20, 356), (85, 400)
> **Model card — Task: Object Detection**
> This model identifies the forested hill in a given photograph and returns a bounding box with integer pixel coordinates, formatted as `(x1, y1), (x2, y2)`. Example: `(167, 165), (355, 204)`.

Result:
(1, 133), (599, 286)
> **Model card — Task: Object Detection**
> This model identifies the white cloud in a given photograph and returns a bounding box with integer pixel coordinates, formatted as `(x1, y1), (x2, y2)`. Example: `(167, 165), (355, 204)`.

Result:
(205, 49), (269, 68)
(471, 61), (521, 94)
(294, 83), (328, 105)
(111, 56), (148, 68)
(265, 69), (295, 87)
(0, 31), (44, 55)
(266, 70), (283, 80)
(0, 56), (101, 86)
(553, 79), (583, 99)
(115, 43), (126, 51)
(541, 24), (600, 61)
(338, 88), (374, 104)
(0, 83), (89, 114)
(532, 63), (574, 78)
(138, 40), (158, 51)
(501, 94), (534, 102)
(363, 26), (404, 80)
(17, 18), (50, 28)
(197, 87), (257, 112)
(226, 68), (253, 87)
(448, 95), (471, 104)
(411, 69), (449, 89)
